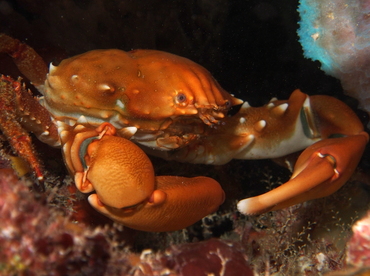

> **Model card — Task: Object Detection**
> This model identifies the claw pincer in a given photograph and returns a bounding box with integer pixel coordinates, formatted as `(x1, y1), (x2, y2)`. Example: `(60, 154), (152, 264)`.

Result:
(237, 91), (369, 214)
(60, 122), (225, 232)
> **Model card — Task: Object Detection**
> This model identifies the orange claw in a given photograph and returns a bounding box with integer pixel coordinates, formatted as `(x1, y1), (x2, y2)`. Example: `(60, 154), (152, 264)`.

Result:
(64, 122), (225, 232)
(85, 134), (225, 232)
(84, 134), (224, 232)
(83, 135), (156, 208)
(88, 176), (225, 232)
(238, 132), (369, 215)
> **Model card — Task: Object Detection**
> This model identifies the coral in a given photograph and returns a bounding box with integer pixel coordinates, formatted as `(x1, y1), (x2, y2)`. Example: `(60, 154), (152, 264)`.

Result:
(234, 184), (359, 275)
(298, 0), (370, 114)
(0, 144), (368, 276)
(124, 238), (253, 276)
(0, 168), (255, 276)
(0, 170), (123, 276)
(346, 211), (370, 268)
(163, 238), (252, 276)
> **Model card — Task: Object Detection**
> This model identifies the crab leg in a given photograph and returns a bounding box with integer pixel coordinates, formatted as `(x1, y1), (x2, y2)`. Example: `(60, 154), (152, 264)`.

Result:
(60, 122), (225, 232)
(88, 176), (224, 232)
(0, 75), (43, 182)
(237, 92), (369, 214)
(153, 89), (368, 214)
(0, 75), (59, 182)
(0, 33), (48, 88)
(152, 89), (320, 164)
(238, 133), (368, 214)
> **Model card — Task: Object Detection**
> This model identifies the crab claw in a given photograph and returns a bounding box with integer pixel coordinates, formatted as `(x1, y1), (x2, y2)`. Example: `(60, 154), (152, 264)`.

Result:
(64, 122), (225, 232)
(238, 132), (369, 215)
(88, 176), (225, 232)
(85, 135), (224, 232)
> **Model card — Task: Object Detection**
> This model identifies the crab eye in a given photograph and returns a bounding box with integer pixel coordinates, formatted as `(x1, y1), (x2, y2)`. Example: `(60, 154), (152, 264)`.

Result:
(175, 93), (187, 105)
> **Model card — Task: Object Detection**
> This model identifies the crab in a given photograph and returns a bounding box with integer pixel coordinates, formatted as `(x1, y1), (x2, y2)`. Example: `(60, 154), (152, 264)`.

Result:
(0, 33), (368, 232)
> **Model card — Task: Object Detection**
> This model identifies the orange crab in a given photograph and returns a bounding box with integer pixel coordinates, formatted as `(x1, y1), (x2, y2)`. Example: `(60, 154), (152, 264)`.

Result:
(0, 33), (368, 232)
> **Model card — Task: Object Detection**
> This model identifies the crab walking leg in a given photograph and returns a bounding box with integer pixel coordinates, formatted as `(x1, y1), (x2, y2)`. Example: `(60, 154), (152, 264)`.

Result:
(0, 33), (48, 88)
(0, 76), (45, 182)
(0, 76), (43, 180)
(0, 75), (60, 180)
(238, 133), (369, 214)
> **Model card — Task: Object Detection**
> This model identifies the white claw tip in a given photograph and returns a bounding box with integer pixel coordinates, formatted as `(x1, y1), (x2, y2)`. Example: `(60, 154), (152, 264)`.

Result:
(237, 199), (252, 215)
(237, 197), (272, 215)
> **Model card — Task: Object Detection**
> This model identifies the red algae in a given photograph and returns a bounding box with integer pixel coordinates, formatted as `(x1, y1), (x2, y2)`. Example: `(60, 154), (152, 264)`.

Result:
(0, 169), (255, 276)
(124, 238), (253, 276)
(346, 211), (370, 268)
(0, 170), (115, 276)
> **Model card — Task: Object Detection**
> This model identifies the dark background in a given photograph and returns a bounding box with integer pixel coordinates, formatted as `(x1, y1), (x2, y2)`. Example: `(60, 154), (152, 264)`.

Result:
(0, 0), (345, 105)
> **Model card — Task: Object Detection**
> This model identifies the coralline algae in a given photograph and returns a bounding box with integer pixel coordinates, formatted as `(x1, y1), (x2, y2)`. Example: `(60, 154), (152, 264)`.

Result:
(298, 0), (370, 114)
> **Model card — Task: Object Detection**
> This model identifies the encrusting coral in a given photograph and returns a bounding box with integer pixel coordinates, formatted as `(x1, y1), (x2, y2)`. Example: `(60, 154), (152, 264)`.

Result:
(346, 211), (370, 268)
(0, 158), (369, 275)
(0, 167), (254, 275)
(0, 169), (115, 275)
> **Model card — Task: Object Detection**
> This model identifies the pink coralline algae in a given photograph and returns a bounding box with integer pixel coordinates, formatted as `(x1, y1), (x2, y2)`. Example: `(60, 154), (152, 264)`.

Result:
(346, 211), (370, 268)
(0, 170), (115, 276)
(133, 238), (253, 276)
(166, 239), (252, 276)
(298, 0), (370, 114)
(0, 168), (254, 276)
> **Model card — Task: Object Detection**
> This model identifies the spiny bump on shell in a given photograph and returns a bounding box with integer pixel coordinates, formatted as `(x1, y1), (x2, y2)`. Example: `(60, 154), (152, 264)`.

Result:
(267, 102), (275, 108)
(116, 99), (125, 110)
(240, 101), (251, 110)
(49, 63), (57, 74)
(76, 115), (88, 124)
(239, 117), (246, 124)
(269, 97), (278, 102)
(40, 130), (49, 136)
(98, 83), (113, 91)
(254, 120), (266, 132)
(71, 75), (79, 81)
(272, 103), (289, 116)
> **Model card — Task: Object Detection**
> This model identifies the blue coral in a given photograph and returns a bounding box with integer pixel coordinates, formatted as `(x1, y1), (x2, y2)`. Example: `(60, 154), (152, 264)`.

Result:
(297, 0), (335, 74)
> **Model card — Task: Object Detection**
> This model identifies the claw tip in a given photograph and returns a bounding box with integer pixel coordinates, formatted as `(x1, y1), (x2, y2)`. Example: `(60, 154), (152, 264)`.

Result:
(237, 198), (252, 215)
(237, 197), (274, 215)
